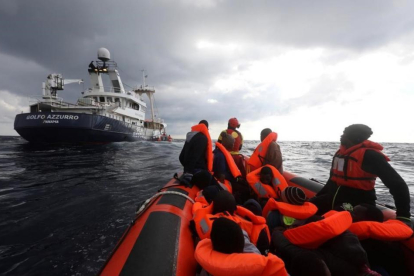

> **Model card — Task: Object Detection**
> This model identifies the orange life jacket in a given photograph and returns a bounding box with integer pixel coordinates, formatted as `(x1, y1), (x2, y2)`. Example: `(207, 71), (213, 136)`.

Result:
(195, 239), (288, 276)
(262, 198), (318, 220)
(349, 219), (413, 241)
(192, 203), (270, 245)
(330, 140), (389, 191)
(283, 211), (352, 249)
(247, 165), (287, 200)
(248, 132), (278, 172)
(191, 123), (213, 172)
(215, 142), (242, 179)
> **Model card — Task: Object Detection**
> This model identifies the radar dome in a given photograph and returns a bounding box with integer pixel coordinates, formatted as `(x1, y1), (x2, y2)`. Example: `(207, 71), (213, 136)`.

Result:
(97, 48), (110, 61)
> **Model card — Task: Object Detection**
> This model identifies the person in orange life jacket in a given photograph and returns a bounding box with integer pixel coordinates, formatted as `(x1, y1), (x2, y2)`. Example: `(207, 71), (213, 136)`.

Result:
(218, 117), (243, 154)
(194, 190), (271, 254)
(179, 120), (212, 175)
(247, 166), (286, 209)
(348, 204), (408, 276)
(310, 124), (411, 228)
(196, 218), (287, 276)
(271, 214), (379, 276)
(218, 118), (246, 177)
(249, 128), (283, 173)
(213, 133), (236, 183)
(241, 167), (277, 216)
(266, 186), (309, 231)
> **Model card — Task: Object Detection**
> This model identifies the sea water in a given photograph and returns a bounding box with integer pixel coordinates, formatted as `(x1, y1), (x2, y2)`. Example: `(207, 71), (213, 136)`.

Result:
(0, 137), (413, 275)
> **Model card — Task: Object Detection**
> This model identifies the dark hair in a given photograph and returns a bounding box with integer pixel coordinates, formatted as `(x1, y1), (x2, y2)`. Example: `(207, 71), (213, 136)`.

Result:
(343, 124), (373, 144)
(211, 218), (244, 254)
(260, 128), (272, 141)
(190, 170), (213, 190)
(199, 120), (209, 128)
(212, 190), (237, 215)
(290, 251), (331, 276)
(260, 166), (273, 176)
(202, 185), (221, 204)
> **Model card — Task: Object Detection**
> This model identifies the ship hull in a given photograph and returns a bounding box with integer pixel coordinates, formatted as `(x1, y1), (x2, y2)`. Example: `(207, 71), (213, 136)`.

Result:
(14, 112), (150, 143)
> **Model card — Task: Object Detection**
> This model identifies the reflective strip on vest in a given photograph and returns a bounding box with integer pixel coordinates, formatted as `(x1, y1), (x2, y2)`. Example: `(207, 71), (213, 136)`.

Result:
(219, 182), (229, 192)
(254, 182), (268, 197)
(200, 218), (210, 234)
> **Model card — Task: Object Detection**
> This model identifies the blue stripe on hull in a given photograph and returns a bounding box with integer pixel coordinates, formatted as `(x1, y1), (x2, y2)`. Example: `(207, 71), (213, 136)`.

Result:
(14, 112), (145, 143)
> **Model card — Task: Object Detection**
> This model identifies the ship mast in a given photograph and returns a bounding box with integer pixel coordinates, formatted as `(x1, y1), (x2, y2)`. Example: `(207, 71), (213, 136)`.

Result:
(142, 70), (155, 127)
(134, 70), (156, 131)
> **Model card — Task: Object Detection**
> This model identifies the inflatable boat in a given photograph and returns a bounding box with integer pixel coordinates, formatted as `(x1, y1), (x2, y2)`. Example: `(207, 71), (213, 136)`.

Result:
(98, 171), (414, 275)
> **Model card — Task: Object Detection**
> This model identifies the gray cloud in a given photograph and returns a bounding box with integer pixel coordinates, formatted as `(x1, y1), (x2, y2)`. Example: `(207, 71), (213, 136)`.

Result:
(1, 0), (414, 137)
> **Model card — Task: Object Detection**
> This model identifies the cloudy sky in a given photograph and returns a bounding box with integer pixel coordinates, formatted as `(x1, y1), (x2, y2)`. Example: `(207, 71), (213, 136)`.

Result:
(1, 0), (414, 142)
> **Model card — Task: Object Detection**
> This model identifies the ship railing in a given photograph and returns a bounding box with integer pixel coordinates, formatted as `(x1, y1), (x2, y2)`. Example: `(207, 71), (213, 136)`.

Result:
(83, 87), (145, 100)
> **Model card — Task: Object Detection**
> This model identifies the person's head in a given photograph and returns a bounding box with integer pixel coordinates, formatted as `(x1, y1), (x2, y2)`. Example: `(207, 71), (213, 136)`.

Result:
(340, 124), (373, 148)
(352, 203), (384, 222)
(191, 170), (213, 190)
(228, 118), (240, 129)
(211, 217), (244, 254)
(290, 251), (331, 276)
(260, 128), (272, 142)
(199, 120), (209, 129)
(259, 166), (273, 184)
(280, 187), (307, 205)
(221, 132), (235, 151)
(242, 199), (263, 216)
(212, 190), (237, 215)
(202, 185), (221, 204)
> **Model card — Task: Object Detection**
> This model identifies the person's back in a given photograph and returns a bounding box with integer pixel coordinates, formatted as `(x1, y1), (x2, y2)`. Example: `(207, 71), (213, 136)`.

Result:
(310, 124), (411, 228)
(218, 118), (243, 154)
(248, 128), (283, 173)
(213, 133), (236, 182)
(179, 120), (211, 174)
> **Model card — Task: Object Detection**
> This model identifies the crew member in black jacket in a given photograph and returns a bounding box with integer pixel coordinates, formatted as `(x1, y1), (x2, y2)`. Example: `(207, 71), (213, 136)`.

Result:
(310, 124), (411, 227)
(179, 120), (210, 174)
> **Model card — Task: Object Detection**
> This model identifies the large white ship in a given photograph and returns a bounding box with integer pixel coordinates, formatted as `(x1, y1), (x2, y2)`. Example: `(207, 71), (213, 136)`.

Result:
(14, 48), (171, 143)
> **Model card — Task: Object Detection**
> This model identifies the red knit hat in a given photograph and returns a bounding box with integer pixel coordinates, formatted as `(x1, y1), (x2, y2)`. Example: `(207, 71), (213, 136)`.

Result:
(228, 118), (240, 128)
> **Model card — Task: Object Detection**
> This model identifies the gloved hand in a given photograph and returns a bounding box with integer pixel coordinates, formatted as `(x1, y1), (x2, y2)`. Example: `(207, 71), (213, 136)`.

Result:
(396, 216), (413, 229)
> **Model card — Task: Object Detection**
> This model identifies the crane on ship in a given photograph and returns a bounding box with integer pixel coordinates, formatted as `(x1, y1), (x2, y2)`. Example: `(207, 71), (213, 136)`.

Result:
(42, 73), (83, 99)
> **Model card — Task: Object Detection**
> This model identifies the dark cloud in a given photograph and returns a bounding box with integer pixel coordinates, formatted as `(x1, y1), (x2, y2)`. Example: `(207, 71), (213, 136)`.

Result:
(1, 0), (414, 137)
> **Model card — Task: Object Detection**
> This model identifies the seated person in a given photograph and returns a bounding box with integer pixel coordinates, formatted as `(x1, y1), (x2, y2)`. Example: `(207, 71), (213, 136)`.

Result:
(192, 190), (271, 254)
(271, 212), (380, 276)
(246, 165), (288, 209)
(213, 133), (237, 183)
(345, 204), (411, 276)
(179, 120), (212, 174)
(195, 217), (288, 276)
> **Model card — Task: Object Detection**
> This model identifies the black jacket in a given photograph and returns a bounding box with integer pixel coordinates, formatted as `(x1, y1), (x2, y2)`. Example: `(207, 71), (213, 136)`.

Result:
(179, 131), (208, 174)
(312, 149), (411, 218)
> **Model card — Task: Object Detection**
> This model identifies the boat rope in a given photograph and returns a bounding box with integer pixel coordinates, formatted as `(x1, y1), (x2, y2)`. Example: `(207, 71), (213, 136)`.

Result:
(135, 191), (195, 215)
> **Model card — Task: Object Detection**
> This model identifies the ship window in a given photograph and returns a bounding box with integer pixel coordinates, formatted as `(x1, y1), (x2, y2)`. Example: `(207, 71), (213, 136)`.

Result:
(107, 97), (113, 102)
(115, 98), (120, 102)
(93, 97), (98, 102)
(99, 97), (105, 102)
